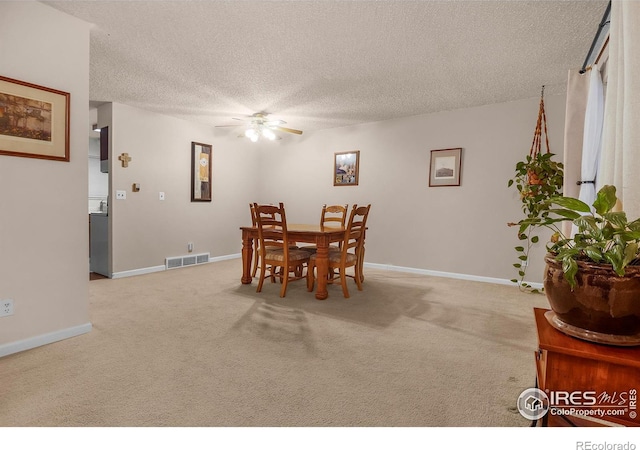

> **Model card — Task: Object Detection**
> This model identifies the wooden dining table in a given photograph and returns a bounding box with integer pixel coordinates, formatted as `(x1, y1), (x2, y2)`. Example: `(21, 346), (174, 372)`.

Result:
(240, 224), (346, 300)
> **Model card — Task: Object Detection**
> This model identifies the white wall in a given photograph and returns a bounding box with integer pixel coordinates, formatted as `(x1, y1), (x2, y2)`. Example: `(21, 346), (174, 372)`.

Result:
(258, 95), (567, 284)
(105, 103), (263, 275)
(104, 94), (565, 285)
(0, 2), (91, 355)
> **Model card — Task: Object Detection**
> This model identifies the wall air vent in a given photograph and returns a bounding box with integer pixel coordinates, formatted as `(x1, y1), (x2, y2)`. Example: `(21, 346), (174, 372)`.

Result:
(166, 258), (183, 269)
(165, 253), (210, 270)
(183, 255), (197, 266)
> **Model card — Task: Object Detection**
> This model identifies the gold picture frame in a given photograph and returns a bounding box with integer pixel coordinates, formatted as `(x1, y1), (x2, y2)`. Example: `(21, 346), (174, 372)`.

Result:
(334, 150), (359, 186)
(0, 75), (70, 162)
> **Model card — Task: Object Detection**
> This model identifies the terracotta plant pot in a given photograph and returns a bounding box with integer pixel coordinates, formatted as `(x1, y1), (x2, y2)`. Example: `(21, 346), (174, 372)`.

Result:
(543, 254), (640, 345)
(527, 169), (543, 186)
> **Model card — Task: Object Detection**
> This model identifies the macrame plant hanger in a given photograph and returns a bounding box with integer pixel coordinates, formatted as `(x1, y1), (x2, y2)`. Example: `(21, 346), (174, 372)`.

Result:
(527, 85), (550, 186)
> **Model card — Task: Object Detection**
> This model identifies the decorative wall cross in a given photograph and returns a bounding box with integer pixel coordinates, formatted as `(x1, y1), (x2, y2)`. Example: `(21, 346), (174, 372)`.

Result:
(118, 153), (132, 168)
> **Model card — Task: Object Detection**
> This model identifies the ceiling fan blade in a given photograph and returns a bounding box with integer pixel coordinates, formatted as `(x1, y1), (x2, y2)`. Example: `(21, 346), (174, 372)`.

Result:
(217, 116), (250, 127)
(274, 126), (303, 135)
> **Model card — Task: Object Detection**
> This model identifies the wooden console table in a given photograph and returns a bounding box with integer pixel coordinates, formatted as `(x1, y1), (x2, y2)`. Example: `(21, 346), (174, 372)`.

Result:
(534, 307), (640, 427)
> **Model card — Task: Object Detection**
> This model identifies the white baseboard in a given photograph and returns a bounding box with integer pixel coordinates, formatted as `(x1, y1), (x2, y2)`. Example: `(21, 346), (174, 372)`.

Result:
(210, 253), (241, 262)
(111, 265), (165, 279)
(363, 262), (544, 289)
(111, 254), (544, 289)
(191, 254), (546, 289)
(111, 254), (242, 279)
(0, 322), (92, 358)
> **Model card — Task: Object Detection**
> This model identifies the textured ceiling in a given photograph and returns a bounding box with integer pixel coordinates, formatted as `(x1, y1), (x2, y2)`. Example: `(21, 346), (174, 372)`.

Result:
(44, 0), (608, 135)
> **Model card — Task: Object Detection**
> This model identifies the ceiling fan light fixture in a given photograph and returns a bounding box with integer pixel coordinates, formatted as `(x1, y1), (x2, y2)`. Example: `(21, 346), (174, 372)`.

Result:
(262, 128), (276, 141)
(220, 113), (301, 142)
(245, 128), (259, 142)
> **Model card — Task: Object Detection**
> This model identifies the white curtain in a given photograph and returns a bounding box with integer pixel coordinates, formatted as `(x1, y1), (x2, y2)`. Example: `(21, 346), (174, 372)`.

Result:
(562, 69), (590, 237)
(562, 69), (590, 201)
(578, 64), (604, 211)
(598, 0), (640, 217)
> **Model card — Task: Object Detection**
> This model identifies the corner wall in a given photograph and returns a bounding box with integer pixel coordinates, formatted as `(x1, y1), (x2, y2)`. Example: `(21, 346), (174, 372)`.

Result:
(106, 103), (262, 275)
(258, 94), (567, 284)
(0, 2), (91, 355)
(95, 92), (565, 286)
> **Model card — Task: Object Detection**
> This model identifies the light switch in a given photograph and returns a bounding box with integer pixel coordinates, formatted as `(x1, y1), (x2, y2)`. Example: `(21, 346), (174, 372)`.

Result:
(116, 190), (126, 200)
(159, 192), (165, 201)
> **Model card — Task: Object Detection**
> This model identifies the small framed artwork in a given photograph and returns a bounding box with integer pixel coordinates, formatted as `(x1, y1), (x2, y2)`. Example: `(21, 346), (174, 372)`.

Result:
(0, 75), (70, 162)
(191, 142), (212, 202)
(429, 148), (462, 187)
(334, 150), (360, 186)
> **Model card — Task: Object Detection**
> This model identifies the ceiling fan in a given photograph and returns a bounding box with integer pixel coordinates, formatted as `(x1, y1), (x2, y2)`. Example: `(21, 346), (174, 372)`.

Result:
(216, 112), (303, 142)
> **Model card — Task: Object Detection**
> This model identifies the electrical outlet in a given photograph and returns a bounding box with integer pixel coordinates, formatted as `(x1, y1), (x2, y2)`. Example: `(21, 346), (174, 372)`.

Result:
(1, 299), (14, 317)
(159, 192), (165, 201)
(116, 190), (126, 200)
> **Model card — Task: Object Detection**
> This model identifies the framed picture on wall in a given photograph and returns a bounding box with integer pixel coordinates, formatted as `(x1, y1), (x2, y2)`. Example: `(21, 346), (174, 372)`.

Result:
(0, 75), (70, 162)
(334, 150), (360, 186)
(429, 148), (462, 187)
(191, 142), (212, 202)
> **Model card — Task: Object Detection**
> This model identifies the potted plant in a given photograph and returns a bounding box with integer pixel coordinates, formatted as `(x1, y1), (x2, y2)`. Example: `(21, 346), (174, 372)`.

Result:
(542, 185), (640, 344)
(507, 151), (564, 292)
(507, 86), (565, 292)
(512, 183), (640, 345)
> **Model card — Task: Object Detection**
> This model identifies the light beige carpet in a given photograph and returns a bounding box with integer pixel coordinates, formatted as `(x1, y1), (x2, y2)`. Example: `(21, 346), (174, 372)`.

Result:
(0, 259), (550, 426)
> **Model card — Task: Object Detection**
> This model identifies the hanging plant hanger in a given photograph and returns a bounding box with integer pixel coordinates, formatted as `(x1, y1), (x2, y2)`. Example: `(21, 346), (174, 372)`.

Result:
(527, 85), (551, 185)
(507, 85), (564, 292)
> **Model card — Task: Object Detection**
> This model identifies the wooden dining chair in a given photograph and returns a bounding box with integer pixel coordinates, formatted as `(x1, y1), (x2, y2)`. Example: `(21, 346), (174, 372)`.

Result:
(333, 203), (369, 283)
(250, 203), (301, 278)
(321, 204), (349, 228)
(253, 202), (310, 298)
(249, 203), (262, 277)
(299, 204), (348, 254)
(307, 204), (371, 298)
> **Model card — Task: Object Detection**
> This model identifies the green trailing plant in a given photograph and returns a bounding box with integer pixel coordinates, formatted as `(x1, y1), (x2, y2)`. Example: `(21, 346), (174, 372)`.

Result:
(545, 185), (640, 289)
(507, 85), (565, 292)
(507, 151), (564, 292)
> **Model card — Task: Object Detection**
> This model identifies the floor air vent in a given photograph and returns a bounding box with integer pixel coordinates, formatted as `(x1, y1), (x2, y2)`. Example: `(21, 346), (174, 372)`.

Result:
(165, 253), (210, 270)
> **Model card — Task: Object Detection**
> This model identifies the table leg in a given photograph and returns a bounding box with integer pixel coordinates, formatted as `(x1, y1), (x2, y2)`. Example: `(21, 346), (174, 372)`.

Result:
(315, 236), (330, 300)
(358, 246), (365, 283)
(241, 230), (254, 284)
(358, 229), (366, 283)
